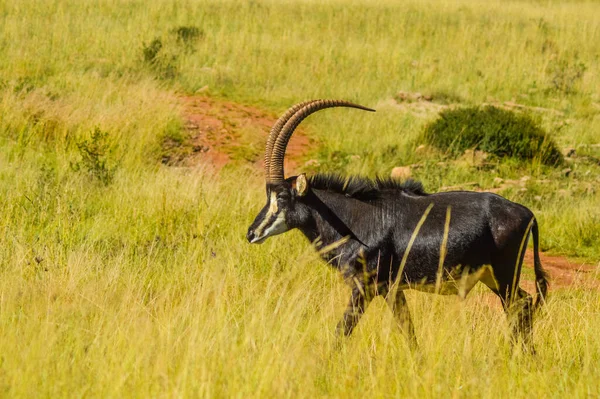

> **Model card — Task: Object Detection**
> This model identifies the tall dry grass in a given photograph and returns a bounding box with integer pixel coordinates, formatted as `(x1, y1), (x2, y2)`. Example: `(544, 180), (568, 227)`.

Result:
(1, 0), (599, 396)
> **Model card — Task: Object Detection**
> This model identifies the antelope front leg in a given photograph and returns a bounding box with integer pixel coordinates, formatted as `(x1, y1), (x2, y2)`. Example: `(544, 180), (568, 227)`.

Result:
(335, 285), (373, 338)
(386, 289), (418, 349)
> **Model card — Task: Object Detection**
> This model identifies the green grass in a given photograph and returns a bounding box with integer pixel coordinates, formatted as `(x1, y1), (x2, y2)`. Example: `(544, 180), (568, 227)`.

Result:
(1, 0), (600, 397)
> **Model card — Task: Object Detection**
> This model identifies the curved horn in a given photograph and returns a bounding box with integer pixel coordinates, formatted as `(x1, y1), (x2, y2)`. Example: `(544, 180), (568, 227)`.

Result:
(265, 101), (317, 182)
(269, 99), (375, 183)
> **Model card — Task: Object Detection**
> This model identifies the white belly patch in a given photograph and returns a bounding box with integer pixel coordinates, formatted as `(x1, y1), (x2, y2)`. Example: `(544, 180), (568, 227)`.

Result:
(403, 265), (498, 299)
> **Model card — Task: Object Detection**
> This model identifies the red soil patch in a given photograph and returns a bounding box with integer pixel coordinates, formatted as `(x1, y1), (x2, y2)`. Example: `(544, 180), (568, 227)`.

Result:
(172, 96), (314, 173)
(521, 249), (599, 290)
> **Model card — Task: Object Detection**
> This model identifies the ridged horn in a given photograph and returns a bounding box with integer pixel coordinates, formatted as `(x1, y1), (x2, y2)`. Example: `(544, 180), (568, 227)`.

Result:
(265, 101), (317, 183)
(269, 100), (375, 183)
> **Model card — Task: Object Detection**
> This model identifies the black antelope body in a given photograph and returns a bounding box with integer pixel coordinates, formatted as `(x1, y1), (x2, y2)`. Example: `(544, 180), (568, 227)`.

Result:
(247, 99), (549, 351)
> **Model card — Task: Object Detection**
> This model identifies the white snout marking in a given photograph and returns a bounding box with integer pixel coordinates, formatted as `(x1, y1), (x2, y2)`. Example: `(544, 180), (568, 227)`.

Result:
(250, 235), (268, 244)
(262, 212), (288, 236)
(252, 192), (288, 242)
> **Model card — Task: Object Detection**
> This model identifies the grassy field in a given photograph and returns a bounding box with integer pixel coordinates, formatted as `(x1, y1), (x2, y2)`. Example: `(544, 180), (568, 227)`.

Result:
(1, 0), (599, 397)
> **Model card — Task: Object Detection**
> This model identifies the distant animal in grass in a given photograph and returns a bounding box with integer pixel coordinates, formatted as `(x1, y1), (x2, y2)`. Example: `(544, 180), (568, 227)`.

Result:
(247, 100), (549, 352)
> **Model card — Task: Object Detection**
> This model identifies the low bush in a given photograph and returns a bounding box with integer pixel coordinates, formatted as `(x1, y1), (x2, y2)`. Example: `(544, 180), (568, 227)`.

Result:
(422, 106), (563, 166)
(71, 127), (119, 185)
(141, 26), (203, 80)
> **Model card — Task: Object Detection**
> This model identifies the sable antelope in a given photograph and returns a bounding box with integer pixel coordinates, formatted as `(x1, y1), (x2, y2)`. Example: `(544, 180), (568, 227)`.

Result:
(247, 99), (549, 350)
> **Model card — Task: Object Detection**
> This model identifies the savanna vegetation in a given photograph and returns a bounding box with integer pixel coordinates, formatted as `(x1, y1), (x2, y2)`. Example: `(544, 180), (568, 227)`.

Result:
(0, 0), (599, 397)
(422, 106), (564, 165)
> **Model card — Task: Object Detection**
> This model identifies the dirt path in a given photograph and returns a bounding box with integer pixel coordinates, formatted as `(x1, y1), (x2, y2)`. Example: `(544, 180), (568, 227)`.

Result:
(166, 96), (314, 174)
(522, 250), (599, 290)
(176, 95), (598, 290)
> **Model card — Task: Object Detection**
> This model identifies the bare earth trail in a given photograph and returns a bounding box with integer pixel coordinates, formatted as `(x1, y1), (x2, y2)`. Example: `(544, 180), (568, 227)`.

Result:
(522, 250), (599, 290)
(173, 96), (314, 173)
(178, 95), (599, 290)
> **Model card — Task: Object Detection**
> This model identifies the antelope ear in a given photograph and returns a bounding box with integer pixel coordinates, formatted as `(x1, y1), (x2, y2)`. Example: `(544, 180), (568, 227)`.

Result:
(294, 174), (309, 196)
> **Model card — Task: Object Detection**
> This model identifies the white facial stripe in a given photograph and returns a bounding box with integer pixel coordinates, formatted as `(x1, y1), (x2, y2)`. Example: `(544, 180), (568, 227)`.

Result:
(268, 192), (278, 213)
(253, 192), (285, 240)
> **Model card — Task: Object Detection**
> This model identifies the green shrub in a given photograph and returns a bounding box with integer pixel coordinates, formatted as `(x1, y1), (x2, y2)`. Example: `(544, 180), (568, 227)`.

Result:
(141, 26), (202, 79)
(422, 106), (563, 166)
(172, 26), (203, 46)
(71, 127), (119, 185)
(141, 37), (178, 79)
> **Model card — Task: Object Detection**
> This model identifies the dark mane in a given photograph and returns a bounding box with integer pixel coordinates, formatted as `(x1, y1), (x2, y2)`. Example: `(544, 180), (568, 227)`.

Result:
(308, 173), (427, 200)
